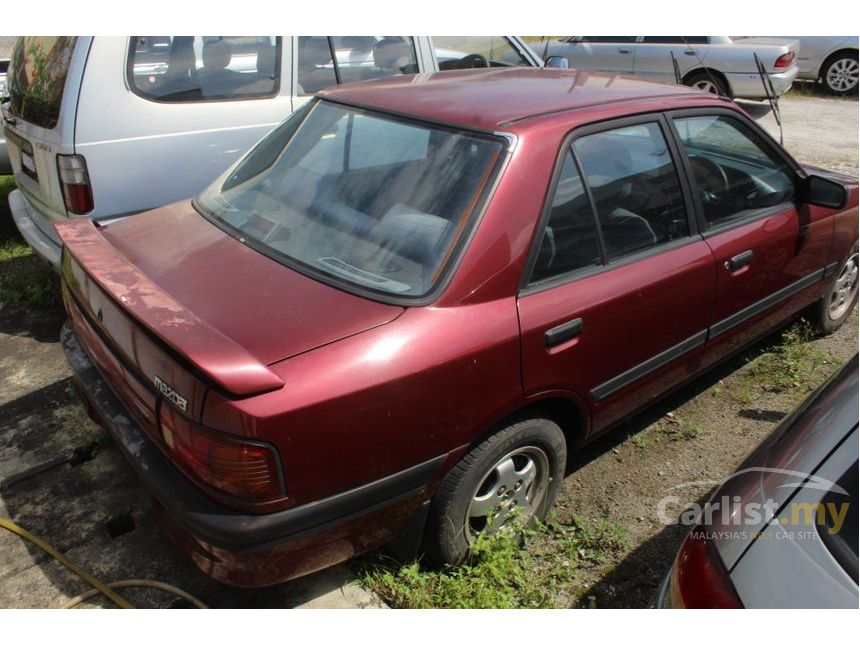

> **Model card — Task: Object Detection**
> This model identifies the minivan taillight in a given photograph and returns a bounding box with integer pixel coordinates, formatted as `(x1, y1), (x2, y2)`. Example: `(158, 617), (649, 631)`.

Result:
(774, 51), (796, 68)
(159, 406), (284, 502)
(57, 154), (94, 215)
(668, 526), (743, 608)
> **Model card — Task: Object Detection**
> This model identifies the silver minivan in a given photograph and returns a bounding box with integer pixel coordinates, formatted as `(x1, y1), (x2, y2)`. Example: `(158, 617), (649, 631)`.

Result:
(1, 36), (541, 268)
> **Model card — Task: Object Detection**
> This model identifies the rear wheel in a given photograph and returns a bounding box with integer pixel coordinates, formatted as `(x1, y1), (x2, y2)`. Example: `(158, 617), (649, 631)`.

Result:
(821, 51), (859, 95)
(423, 416), (566, 566)
(685, 71), (729, 97)
(810, 242), (859, 335)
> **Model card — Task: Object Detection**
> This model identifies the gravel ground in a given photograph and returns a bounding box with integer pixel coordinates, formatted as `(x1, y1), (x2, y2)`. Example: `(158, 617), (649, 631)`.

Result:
(0, 92), (856, 609)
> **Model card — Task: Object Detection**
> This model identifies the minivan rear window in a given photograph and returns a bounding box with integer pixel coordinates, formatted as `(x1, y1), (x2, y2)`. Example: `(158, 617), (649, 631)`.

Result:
(7, 37), (78, 129)
(128, 36), (281, 102)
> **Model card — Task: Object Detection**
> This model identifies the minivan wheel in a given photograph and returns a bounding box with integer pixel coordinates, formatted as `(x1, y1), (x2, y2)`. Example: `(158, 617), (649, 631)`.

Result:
(822, 52), (859, 95)
(423, 416), (566, 566)
(810, 242), (859, 335)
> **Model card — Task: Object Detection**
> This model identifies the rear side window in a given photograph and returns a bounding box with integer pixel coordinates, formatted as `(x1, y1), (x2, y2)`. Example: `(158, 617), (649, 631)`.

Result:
(297, 36), (418, 96)
(530, 151), (602, 284)
(573, 122), (689, 260)
(578, 37), (638, 44)
(433, 37), (530, 70)
(128, 36), (281, 102)
(7, 37), (78, 129)
(672, 114), (795, 228)
(642, 37), (709, 45)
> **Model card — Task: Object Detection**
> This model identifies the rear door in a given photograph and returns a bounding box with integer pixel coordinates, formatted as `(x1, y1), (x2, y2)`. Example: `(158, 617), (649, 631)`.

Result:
(1, 37), (88, 240)
(564, 37), (637, 74)
(667, 108), (833, 368)
(633, 37), (711, 83)
(518, 114), (716, 433)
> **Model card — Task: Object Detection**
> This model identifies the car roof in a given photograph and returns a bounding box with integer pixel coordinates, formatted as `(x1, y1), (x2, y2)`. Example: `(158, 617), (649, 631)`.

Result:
(317, 67), (717, 132)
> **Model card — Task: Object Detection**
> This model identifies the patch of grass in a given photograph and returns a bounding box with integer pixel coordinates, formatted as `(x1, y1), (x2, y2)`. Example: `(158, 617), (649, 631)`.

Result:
(749, 321), (830, 392)
(360, 516), (627, 609)
(1, 175), (21, 243)
(0, 239), (60, 308)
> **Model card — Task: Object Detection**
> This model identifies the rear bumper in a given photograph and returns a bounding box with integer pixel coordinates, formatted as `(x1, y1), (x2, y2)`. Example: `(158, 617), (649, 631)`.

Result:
(725, 66), (799, 99)
(9, 188), (63, 269)
(61, 320), (442, 586)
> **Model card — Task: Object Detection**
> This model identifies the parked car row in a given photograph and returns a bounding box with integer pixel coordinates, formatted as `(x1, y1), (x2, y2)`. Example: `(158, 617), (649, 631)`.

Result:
(52, 66), (858, 587)
(1, 36), (541, 268)
(1, 36), (858, 603)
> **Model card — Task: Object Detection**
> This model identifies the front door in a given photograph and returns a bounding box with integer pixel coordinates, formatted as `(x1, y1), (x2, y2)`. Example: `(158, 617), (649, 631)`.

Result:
(518, 115), (716, 433)
(667, 109), (833, 367)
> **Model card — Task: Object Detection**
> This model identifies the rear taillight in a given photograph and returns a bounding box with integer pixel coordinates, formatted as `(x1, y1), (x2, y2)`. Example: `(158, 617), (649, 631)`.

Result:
(668, 527), (743, 608)
(57, 154), (94, 215)
(774, 51), (796, 69)
(159, 405), (284, 502)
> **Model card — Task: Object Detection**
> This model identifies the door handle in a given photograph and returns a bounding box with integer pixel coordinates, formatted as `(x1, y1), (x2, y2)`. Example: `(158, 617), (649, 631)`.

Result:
(725, 250), (754, 271)
(618, 48), (631, 54)
(545, 318), (583, 348)
(684, 50), (698, 56)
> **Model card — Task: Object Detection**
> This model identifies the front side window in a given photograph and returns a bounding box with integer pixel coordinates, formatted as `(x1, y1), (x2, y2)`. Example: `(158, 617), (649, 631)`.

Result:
(573, 122), (689, 260)
(297, 36), (418, 96)
(673, 115), (795, 228)
(530, 151), (601, 284)
(129, 36), (281, 102)
(197, 101), (505, 298)
(7, 36), (78, 128)
(432, 37), (530, 70)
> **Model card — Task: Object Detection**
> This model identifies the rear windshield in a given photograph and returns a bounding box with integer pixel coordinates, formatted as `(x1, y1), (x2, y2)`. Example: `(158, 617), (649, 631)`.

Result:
(7, 37), (78, 129)
(196, 100), (505, 299)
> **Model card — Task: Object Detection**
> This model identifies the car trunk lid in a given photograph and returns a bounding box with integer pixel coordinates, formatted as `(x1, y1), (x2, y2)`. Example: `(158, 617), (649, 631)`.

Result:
(56, 202), (404, 400)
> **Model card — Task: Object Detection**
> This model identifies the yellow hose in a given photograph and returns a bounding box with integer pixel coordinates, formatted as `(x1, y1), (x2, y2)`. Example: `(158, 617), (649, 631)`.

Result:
(0, 516), (207, 609)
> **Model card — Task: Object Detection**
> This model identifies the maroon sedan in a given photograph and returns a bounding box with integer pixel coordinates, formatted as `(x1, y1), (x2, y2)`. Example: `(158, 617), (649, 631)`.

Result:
(57, 68), (858, 587)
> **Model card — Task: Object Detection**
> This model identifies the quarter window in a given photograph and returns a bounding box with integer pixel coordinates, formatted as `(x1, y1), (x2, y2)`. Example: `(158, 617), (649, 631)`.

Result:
(530, 151), (602, 284)
(573, 122), (689, 260)
(673, 115), (795, 228)
(297, 36), (418, 96)
(432, 37), (530, 70)
(129, 36), (281, 102)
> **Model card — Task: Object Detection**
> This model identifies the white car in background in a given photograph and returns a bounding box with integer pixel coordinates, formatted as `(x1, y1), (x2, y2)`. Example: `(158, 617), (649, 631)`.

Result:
(1, 36), (541, 270)
(736, 36), (858, 95)
(541, 36), (799, 99)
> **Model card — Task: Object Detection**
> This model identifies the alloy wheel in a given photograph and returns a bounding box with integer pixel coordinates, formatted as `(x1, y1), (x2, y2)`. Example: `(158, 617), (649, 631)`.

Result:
(826, 58), (859, 93)
(692, 79), (718, 95)
(829, 252), (859, 320)
(465, 445), (550, 541)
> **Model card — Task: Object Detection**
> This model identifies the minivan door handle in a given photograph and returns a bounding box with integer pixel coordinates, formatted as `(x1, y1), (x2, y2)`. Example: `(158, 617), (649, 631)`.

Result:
(725, 250), (754, 271)
(545, 318), (583, 348)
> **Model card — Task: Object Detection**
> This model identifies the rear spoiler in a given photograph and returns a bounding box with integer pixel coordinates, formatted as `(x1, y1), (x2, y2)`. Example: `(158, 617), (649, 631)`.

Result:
(55, 218), (285, 397)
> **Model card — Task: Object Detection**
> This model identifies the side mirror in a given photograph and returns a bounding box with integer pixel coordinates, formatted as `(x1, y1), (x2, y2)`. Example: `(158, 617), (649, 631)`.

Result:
(801, 174), (848, 209)
(545, 56), (570, 69)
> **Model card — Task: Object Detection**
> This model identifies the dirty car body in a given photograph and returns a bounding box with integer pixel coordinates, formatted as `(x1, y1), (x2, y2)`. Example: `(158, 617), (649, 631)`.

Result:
(58, 68), (859, 586)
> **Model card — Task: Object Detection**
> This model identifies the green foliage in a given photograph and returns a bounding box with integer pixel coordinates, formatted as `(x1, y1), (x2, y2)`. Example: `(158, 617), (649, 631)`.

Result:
(751, 321), (829, 392)
(0, 240), (60, 308)
(360, 516), (627, 608)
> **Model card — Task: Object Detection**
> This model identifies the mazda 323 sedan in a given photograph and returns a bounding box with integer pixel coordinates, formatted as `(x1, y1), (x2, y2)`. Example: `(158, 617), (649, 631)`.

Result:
(57, 68), (859, 587)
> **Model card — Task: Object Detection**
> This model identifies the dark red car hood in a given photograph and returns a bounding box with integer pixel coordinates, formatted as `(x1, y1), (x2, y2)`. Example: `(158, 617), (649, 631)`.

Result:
(86, 201), (404, 367)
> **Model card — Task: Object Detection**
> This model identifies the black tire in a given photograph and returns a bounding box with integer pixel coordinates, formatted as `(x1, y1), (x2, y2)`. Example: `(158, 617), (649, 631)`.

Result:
(820, 51), (859, 96)
(684, 71), (730, 98)
(423, 416), (566, 566)
(809, 241), (859, 335)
